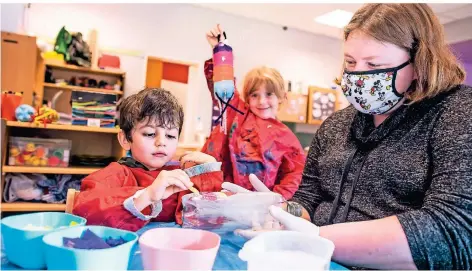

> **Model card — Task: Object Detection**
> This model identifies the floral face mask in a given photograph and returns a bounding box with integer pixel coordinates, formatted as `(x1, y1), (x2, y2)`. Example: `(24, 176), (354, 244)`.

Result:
(341, 60), (411, 115)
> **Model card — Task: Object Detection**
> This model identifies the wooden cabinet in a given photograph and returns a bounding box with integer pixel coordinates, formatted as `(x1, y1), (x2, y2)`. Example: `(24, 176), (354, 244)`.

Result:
(1, 32), (38, 105)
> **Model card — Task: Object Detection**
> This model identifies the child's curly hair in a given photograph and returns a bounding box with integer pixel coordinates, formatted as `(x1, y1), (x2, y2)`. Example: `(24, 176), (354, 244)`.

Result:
(119, 88), (184, 141)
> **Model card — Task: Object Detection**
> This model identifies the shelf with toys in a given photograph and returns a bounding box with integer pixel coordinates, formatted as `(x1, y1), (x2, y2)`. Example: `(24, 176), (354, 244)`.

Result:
(2, 165), (102, 175)
(2, 70), (125, 214)
(36, 59), (125, 116)
(43, 83), (124, 95)
(6, 121), (121, 134)
(44, 61), (126, 76)
(0, 29), (128, 214)
(1, 117), (126, 213)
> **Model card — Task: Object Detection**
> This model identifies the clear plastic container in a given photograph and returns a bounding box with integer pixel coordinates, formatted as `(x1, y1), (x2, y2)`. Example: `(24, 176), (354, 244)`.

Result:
(182, 192), (284, 233)
(8, 137), (71, 167)
(239, 231), (335, 271)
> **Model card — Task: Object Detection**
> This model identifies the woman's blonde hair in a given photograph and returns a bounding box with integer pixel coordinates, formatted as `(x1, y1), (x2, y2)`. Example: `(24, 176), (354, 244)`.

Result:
(242, 66), (286, 102)
(337, 3), (465, 102)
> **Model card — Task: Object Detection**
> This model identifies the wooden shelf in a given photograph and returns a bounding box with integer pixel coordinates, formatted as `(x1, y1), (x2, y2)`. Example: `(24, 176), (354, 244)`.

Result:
(43, 83), (123, 95)
(2, 166), (102, 175)
(1, 202), (66, 212)
(6, 121), (120, 134)
(45, 61), (125, 76)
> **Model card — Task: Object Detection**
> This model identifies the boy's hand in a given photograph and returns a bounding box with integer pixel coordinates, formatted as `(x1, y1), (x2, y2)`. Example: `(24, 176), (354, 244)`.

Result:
(206, 24), (224, 48)
(146, 169), (194, 202)
(180, 151), (217, 168)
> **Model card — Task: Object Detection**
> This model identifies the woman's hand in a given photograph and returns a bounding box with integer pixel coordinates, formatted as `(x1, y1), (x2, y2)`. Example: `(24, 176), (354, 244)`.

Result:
(235, 205), (320, 239)
(223, 174), (320, 239)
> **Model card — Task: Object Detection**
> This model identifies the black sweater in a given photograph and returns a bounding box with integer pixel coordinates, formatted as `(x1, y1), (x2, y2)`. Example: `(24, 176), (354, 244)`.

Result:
(292, 85), (472, 269)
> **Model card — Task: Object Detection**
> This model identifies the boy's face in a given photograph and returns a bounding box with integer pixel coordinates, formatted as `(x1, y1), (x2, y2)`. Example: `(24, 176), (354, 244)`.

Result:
(248, 84), (280, 120)
(119, 120), (179, 170)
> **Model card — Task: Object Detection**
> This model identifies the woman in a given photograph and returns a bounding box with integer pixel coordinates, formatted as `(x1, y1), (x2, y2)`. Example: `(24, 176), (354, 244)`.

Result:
(229, 3), (471, 270)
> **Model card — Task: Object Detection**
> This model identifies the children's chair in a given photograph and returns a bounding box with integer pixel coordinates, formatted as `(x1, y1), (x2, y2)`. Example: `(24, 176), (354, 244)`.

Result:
(65, 188), (80, 214)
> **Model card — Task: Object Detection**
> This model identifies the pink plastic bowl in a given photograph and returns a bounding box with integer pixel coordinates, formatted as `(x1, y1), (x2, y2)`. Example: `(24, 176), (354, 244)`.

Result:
(139, 228), (221, 270)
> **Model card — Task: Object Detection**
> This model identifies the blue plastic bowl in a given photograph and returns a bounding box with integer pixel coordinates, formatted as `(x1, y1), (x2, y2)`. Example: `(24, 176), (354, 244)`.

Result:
(1, 212), (86, 269)
(42, 226), (138, 270)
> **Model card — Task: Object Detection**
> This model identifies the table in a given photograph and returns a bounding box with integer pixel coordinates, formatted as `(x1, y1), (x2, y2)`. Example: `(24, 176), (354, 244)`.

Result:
(1, 222), (349, 270)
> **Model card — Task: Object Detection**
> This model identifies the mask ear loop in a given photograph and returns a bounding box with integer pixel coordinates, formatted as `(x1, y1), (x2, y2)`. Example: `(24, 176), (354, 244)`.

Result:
(409, 38), (419, 62)
(408, 38), (419, 93)
(401, 38), (420, 106)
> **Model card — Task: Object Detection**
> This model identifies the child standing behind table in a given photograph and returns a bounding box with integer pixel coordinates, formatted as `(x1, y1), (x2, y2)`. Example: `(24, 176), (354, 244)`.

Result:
(197, 24), (306, 200)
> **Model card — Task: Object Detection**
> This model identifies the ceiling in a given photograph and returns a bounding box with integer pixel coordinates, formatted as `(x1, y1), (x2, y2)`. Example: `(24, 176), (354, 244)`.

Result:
(195, 3), (472, 39)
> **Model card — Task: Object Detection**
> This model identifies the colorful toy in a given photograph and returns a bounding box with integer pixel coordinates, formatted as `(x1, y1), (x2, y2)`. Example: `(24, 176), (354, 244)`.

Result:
(9, 146), (20, 157)
(114, 79), (122, 91)
(15, 104), (36, 122)
(22, 142), (36, 165)
(8, 137), (71, 167)
(213, 31), (236, 135)
(31, 105), (59, 126)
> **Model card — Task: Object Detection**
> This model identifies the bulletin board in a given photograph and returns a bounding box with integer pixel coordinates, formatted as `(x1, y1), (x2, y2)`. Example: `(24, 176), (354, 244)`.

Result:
(277, 92), (308, 123)
(307, 86), (339, 125)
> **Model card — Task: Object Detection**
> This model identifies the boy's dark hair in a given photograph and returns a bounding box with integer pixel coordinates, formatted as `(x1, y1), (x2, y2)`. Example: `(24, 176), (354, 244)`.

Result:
(119, 88), (184, 142)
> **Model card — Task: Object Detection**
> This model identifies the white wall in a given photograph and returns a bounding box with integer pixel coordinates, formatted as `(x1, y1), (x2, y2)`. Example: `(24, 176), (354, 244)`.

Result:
(444, 17), (472, 44)
(0, 4), (25, 33)
(3, 3), (344, 143)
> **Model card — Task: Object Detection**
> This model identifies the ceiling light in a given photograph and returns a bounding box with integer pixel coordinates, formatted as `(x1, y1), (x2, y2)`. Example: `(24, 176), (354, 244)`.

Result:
(314, 9), (354, 29)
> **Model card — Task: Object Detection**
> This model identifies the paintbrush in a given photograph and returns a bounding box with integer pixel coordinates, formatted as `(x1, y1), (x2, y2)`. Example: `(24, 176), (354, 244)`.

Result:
(183, 162), (222, 195)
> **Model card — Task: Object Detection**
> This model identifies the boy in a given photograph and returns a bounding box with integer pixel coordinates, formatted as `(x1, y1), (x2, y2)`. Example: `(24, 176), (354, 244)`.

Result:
(73, 88), (222, 231)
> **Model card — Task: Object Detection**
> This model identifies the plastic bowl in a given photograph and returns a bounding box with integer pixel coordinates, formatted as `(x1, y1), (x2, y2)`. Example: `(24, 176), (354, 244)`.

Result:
(239, 231), (335, 271)
(139, 227), (221, 270)
(1, 212), (86, 269)
(42, 225), (138, 270)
